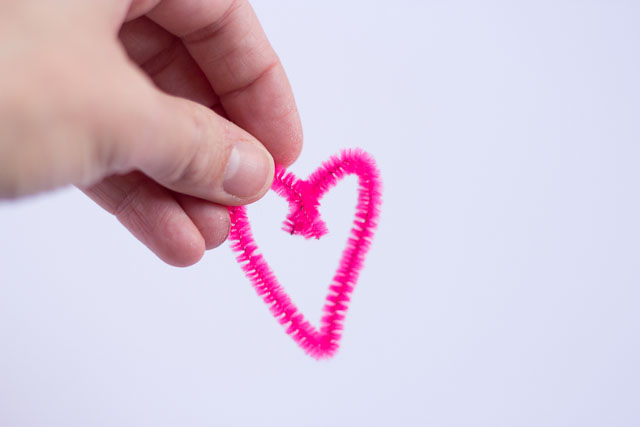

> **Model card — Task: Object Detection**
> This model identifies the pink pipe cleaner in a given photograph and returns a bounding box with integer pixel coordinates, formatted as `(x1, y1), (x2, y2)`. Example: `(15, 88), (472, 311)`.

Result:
(228, 149), (382, 359)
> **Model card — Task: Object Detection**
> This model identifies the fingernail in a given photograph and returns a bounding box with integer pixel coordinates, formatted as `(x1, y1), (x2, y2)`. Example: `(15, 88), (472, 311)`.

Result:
(223, 140), (272, 198)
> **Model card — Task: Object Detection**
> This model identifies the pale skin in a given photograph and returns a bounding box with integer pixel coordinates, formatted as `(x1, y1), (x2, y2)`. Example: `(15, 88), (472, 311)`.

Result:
(0, 0), (303, 266)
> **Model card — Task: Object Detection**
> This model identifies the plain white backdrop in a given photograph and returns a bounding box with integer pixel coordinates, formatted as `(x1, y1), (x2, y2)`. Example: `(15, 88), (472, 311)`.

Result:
(1, 1), (639, 426)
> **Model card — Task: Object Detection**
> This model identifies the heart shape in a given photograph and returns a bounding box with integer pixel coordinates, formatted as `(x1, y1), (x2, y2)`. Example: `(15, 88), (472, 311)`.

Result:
(228, 149), (382, 359)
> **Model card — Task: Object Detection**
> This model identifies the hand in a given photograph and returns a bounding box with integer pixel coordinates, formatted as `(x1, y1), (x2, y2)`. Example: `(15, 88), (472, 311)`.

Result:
(0, 0), (302, 266)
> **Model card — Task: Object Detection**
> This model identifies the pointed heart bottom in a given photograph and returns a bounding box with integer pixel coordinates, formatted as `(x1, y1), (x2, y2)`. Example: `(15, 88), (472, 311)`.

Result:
(228, 149), (382, 359)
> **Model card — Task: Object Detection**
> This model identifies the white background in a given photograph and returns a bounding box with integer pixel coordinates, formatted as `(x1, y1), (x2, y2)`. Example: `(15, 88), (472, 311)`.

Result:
(1, 1), (639, 426)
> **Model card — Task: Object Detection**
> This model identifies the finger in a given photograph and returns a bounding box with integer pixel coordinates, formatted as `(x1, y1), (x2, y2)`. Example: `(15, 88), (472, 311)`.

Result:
(92, 63), (274, 205)
(118, 17), (226, 115)
(174, 194), (230, 250)
(147, 0), (303, 166)
(82, 172), (205, 267)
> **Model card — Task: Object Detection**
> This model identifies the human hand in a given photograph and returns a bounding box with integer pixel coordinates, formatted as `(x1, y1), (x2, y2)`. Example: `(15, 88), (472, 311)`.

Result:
(0, 0), (302, 266)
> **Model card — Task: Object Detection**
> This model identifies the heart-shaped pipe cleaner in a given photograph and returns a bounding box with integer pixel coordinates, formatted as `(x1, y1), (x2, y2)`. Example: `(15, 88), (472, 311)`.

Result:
(228, 149), (382, 359)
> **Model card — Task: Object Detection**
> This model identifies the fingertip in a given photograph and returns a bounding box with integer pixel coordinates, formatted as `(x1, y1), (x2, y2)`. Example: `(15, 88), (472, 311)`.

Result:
(202, 207), (230, 250)
(274, 133), (302, 167)
(162, 240), (205, 267)
(276, 109), (303, 167)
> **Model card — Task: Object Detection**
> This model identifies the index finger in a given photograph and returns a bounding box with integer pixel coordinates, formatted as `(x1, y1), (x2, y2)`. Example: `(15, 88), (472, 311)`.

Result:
(146, 0), (303, 166)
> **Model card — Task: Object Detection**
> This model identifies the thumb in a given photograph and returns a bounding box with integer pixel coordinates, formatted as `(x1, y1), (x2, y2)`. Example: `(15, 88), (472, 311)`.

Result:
(93, 70), (275, 206)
